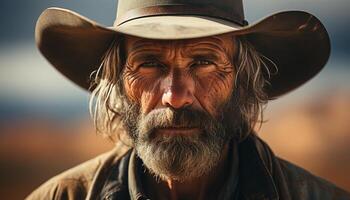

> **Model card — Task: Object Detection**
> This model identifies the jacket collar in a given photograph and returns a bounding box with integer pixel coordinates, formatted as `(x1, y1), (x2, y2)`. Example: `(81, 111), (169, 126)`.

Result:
(238, 136), (279, 200)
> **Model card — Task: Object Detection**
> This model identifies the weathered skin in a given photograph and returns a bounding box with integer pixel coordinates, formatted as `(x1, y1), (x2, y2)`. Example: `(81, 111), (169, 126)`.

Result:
(123, 34), (236, 118)
(122, 33), (237, 199)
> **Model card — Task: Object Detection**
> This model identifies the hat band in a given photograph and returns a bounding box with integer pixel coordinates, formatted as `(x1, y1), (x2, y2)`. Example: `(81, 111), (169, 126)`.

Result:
(114, 4), (248, 27)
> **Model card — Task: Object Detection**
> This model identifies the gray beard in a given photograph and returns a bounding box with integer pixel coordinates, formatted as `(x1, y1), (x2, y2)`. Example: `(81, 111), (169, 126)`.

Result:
(135, 133), (224, 181)
(120, 99), (239, 182)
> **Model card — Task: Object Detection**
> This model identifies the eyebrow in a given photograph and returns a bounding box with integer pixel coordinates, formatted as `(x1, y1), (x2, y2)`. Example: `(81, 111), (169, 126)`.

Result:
(189, 52), (220, 61)
(131, 53), (164, 62)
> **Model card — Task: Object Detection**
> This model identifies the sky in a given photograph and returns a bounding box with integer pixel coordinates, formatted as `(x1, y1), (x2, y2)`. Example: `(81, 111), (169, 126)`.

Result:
(0, 0), (349, 121)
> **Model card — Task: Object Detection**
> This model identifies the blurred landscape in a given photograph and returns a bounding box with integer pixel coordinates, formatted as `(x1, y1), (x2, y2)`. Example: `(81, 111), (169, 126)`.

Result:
(260, 90), (350, 191)
(1, 0), (349, 199)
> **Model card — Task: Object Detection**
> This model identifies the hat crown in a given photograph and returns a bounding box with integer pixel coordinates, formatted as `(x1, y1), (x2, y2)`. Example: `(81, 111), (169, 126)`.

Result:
(115, 0), (246, 26)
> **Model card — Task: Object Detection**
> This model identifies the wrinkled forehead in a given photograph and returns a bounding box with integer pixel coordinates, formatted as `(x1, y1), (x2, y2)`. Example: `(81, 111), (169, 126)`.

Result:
(124, 33), (236, 56)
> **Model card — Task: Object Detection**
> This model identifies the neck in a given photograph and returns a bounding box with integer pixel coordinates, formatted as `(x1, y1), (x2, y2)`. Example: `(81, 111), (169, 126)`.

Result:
(143, 144), (231, 200)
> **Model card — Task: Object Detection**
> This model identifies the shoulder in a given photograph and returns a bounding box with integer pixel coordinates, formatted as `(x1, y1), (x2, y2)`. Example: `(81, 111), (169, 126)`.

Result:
(248, 135), (350, 199)
(26, 143), (131, 200)
(277, 158), (350, 199)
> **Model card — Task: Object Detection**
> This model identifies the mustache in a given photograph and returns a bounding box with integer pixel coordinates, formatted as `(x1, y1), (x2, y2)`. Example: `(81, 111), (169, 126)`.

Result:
(137, 107), (219, 138)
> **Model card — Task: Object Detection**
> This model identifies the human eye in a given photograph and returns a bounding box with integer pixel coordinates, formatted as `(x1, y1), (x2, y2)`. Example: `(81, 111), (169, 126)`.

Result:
(191, 59), (215, 68)
(139, 61), (164, 68)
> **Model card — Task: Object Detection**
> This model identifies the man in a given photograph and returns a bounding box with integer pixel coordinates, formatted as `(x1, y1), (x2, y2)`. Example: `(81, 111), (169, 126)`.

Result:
(28, 0), (350, 199)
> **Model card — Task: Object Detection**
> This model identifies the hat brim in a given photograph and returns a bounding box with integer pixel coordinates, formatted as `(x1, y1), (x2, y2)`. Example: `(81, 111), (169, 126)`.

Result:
(35, 7), (330, 99)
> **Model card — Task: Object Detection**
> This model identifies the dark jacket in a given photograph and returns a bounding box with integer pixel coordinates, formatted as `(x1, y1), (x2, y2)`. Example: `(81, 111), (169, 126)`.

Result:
(26, 135), (350, 200)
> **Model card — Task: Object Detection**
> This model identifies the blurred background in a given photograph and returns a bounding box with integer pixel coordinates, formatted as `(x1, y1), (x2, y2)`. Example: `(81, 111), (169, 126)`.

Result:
(0, 0), (349, 199)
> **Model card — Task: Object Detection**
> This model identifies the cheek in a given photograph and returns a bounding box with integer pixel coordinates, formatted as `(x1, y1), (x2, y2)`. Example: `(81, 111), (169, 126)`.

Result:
(195, 70), (234, 116)
(123, 70), (162, 113)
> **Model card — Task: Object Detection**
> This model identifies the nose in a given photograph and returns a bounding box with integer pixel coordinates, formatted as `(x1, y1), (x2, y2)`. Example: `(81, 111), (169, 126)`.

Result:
(161, 70), (194, 109)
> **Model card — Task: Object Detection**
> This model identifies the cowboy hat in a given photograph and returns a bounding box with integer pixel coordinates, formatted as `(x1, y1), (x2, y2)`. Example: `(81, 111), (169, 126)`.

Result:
(35, 0), (330, 99)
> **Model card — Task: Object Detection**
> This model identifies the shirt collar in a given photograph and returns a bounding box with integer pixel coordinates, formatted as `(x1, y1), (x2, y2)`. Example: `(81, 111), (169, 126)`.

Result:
(237, 136), (279, 200)
(128, 150), (148, 200)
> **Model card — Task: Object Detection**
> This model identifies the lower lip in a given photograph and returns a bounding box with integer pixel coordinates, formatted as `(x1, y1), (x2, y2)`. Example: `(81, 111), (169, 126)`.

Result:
(156, 127), (200, 136)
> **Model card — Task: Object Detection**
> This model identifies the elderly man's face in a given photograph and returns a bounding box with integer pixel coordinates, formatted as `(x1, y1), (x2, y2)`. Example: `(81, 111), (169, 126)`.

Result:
(123, 34), (235, 120)
(121, 34), (237, 181)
